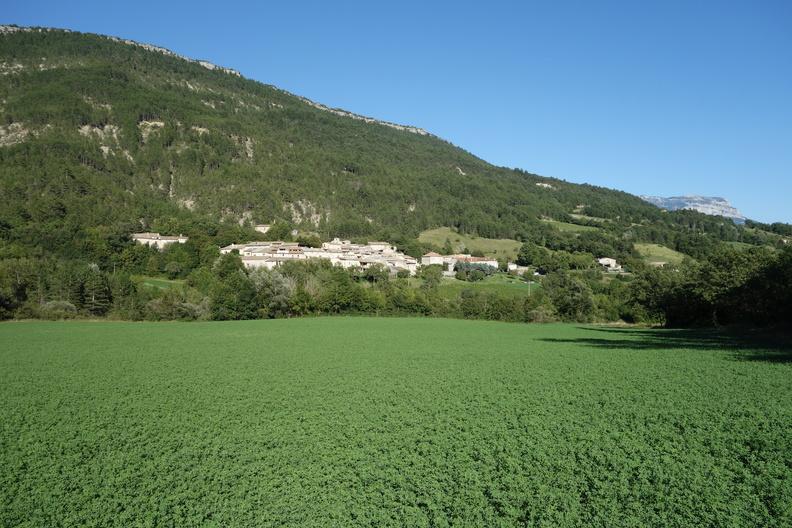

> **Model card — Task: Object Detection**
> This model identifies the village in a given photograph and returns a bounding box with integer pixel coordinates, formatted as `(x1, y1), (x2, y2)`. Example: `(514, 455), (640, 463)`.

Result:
(131, 231), (624, 276)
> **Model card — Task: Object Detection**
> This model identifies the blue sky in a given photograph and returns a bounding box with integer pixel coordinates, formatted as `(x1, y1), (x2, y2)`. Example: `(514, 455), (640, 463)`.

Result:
(5, 0), (791, 222)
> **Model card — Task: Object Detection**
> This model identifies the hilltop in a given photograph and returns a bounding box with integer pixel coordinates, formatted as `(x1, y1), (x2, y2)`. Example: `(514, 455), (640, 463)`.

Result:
(0, 26), (786, 263)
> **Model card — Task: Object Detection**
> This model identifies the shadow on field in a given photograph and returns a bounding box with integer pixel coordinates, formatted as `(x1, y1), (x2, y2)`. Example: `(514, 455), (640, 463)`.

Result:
(539, 326), (792, 363)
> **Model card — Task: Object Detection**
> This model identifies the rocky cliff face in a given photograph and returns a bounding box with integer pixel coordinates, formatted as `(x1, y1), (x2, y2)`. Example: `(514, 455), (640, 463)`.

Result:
(641, 195), (746, 223)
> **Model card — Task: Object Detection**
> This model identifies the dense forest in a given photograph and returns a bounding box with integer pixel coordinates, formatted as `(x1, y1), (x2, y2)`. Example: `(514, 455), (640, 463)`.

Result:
(1, 26), (790, 327)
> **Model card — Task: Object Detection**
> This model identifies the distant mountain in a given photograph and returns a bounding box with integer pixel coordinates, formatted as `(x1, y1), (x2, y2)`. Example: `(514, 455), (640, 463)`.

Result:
(640, 196), (746, 224)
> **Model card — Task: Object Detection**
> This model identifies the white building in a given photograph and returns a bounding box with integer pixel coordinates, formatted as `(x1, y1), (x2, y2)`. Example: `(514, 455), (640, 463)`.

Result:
(507, 263), (530, 274)
(421, 252), (445, 266)
(131, 232), (188, 250)
(254, 224), (271, 234)
(367, 241), (396, 253)
(220, 243), (247, 254)
(422, 252), (498, 275)
(239, 256), (279, 270)
(597, 257), (623, 272)
(450, 254), (499, 269)
(322, 237), (350, 251)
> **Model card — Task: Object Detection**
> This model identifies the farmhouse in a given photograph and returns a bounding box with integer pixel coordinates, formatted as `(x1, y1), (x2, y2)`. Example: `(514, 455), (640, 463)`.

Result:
(597, 257), (623, 272)
(131, 232), (188, 250)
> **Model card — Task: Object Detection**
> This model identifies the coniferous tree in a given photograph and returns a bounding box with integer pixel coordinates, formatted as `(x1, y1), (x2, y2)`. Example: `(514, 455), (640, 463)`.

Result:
(83, 270), (111, 316)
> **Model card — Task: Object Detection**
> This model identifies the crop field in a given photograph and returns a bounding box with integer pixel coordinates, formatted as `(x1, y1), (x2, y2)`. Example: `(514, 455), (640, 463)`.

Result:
(1, 318), (791, 527)
(418, 227), (521, 259)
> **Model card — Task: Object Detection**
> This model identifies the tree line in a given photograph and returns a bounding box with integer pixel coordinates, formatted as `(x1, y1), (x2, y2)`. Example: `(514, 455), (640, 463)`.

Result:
(2, 235), (788, 328)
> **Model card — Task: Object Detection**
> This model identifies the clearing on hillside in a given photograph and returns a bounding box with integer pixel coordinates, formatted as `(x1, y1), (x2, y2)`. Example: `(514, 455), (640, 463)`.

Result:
(418, 227), (521, 259)
(1, 318), (790, 526)
(540, 218), (600, 233)
(131, 275), (186, 290)
(634, 243), (687, 265)
(434, 274), (539, 299)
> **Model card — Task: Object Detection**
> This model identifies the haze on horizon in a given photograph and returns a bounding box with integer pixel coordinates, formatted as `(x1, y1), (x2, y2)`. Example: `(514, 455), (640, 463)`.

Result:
(5, 0), (791, 223)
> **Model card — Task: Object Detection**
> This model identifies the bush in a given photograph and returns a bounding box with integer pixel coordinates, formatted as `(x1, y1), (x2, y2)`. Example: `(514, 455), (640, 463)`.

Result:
(39, 300), (78, 320)
(454, 262), (496, 282)
(418, 265), (443, 289)
(524, 304), (556, 323)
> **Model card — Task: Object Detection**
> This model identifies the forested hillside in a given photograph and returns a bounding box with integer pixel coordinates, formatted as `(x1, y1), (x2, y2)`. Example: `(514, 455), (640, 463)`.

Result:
(2, 26), (785, 260)
(1, 26), (790, 327)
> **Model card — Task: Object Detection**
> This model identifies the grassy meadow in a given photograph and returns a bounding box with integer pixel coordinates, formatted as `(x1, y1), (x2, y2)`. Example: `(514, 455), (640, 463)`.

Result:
(1, 318), (791, 527)
(434, 274), (539, 299)
(634, 243), (687, 266)
(418, 227), (522, 259)
(539, 218), (600, 233)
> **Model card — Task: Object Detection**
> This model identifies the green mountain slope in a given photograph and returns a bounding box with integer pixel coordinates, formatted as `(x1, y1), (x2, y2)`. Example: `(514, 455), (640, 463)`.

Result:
(0, 26), (784, 261)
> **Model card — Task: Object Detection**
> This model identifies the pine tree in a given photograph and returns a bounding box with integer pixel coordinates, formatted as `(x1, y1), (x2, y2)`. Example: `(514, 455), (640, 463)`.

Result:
(67, 273), (85, 310)
(83, 271), (112, 316)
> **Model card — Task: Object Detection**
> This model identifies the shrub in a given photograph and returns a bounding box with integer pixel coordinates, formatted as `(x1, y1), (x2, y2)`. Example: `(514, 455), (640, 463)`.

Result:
(39, 300), (78, 320)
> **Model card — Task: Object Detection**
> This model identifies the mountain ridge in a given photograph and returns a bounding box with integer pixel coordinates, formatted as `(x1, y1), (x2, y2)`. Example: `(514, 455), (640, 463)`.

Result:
(0, 24), (242, 77)
(1, 24), (434, 137)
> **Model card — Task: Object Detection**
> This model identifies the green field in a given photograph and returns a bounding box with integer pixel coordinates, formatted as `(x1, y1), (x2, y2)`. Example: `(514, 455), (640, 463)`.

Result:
(540, 218), (600, 233)
(634, 243), (687, 266)
(435, 274), (539, 299)
(419, 227), (521, 259)
(2, 319), (790, 526)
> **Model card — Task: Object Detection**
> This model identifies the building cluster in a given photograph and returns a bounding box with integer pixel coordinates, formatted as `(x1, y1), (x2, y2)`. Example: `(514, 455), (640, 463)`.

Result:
(131, 232), (188, 250)
(131, 231), (624, 276)
(420, 252), (499, 276)
(220, 238), (420, 275)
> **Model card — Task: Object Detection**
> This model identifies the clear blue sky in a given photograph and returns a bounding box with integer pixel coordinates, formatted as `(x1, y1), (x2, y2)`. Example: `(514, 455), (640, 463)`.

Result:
(5, 0), (792, 222)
